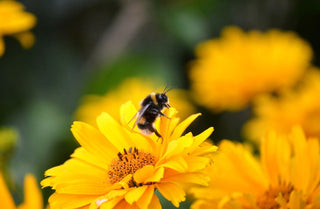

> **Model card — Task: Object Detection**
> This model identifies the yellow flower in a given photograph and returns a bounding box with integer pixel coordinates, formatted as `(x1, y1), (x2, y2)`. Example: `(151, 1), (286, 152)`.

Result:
(42, 101), (216, 209)
(0, 0), (36, 56)
(190, 126), (320, 209)
(0, 127), (18, 163)
(0, 173), (43, 209)
(244, 68), (320, 143)
(189, 26), (312, 112)
(74, 77), (195, 126)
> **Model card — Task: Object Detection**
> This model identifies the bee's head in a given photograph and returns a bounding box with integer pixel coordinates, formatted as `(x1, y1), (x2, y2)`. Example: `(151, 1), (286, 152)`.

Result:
(157, 93), (170, 108)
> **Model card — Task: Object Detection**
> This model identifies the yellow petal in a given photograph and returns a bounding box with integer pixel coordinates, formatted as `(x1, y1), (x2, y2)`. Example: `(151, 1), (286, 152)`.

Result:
(0, 173), (15, 209)
(170, 113), (201, 139)
(191, 145), (218, 156)
(71, 147), (109, 170)
(163, 172), (210, 186)
(43, 159), (111, 195)
(161, 134), (193, 160)
(118, 174), (132, 190)
(133, 165), (159, 184)
(136, 185), (155, 209)
(161, 156), (188, 173)
(185, 156), (210, 171)
(71, 121), (118, 163)
(144, 167), (164, 183)
(156, 182), (186, 208)
(159, 107), (178, 142)
(0, 1), (36, 34)
(188, 127), (214, 152)
(119, 101), (138, 128)
(23, 174), (43, 209)
(0, 13), (36, 35)
(14, 31), (35, 49)
(99, 197), (123, 209)
(124, 186), (147, 204)
(288, 190), (305, 209)
(148, 193), (161, 209)
(49, 192), (97, 209)
(0, 37), (4, 57)
(113, 199), (138, 209)
(96, 112), (134, 151)
(106, 189), (127, 200)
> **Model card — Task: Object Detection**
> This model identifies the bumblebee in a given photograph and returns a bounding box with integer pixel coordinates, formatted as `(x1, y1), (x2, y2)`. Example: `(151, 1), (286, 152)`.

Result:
(132, 90), (171, 138)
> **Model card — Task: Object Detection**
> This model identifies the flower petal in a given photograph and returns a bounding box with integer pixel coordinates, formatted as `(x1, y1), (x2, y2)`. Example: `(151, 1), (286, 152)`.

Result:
(148, 193), (161, 209)
(0, 37), (4, 57)
(159, 108), (178, 142)
(161, 134), (193, 161)
(43, 158), (111, 195)
(133, 165), (159, 184)
(97, 112), (134, 151)
(136, 185), (155, 209)
(71, 121), (118, 163)
(163, 172), (210, 186)
(71, 147), (109, 170)
(156, 182), (186, 208)
(170, 113), (201, 139)
(185, 156), (211, 171)
(144, 167), (164, 183)
(161, 156), (188, 173)
(124, 186), (148, 204)
(0, 173), (15, 209)
(187, 127), (214, 153)
(119, 101), (138, 128)
(23, 174), (43, 209)
(49, 193), (97, 209)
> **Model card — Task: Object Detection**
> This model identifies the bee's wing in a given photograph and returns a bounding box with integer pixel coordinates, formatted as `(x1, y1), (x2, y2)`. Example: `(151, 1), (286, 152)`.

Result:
(129, 103), (151, 129)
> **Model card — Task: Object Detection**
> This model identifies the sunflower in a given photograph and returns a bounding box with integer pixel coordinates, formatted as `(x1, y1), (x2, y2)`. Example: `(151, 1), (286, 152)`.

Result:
(42, 101), (216, 209)
(0, 0), (36, 56)
(244, 68), (320, 143)
(188, 26), (312, 112)
(74, 78), (195, 127)
(190, 126), (320, 209)
(0, 173), (43, 209)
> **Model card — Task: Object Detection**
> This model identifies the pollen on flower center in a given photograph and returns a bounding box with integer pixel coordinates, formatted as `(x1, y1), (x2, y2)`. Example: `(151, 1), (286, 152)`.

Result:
(256, 182), (294, 209)
(108, 147), (156, 187)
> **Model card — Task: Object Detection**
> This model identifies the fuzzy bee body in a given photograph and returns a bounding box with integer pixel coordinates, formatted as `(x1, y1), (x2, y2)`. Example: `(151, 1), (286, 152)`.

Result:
(133, 92), (170, 138)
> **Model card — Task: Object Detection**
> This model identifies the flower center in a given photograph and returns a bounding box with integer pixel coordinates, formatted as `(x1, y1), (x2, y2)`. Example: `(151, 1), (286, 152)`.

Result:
(256, 182), (294, 209)
(108, 147), (156, 187)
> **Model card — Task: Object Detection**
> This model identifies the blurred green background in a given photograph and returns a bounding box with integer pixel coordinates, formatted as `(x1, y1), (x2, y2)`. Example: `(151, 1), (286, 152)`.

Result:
(1, 0), (320, 207)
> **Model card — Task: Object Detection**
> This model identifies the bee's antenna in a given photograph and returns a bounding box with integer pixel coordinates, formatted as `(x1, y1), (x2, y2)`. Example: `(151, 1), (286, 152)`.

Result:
(163, 84), (169, 93)
(163, 84), (173, 94)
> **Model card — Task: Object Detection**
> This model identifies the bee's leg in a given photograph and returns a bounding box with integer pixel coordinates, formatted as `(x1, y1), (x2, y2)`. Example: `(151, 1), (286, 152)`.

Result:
(159, 111), (171, 119)
(149, 124), (162, 139)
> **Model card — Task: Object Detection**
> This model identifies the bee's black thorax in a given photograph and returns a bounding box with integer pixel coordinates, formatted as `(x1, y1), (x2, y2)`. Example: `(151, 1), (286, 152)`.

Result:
(135, 92), (170, 138)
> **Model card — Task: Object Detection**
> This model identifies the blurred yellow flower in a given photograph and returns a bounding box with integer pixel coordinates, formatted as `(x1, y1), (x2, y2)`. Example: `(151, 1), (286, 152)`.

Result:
(0, 0), (36, 56)
(74, 78), (195, 127)
(0, 127), (18, 164)
(42, 101), (216, 209)
(190, 126), (320, 209)
(189, 26), (312, 112)
(0, 173), (43, 209)
(244, 68), (320, 143)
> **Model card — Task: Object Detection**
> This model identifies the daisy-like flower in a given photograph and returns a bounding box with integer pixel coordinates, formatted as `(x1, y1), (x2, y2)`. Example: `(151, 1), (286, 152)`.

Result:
(0, 173), (43, 209)
(244, 68), (320, 143)
(190, 126), (320, 209)
(74, 77), (195, 126)
(42, 101), (216, 209)
(188, 26), (312, 112)
(0, 0), (36, 56)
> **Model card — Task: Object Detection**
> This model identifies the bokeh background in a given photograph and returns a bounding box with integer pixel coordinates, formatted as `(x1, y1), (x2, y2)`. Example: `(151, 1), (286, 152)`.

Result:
(1, 0), (320, 207)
